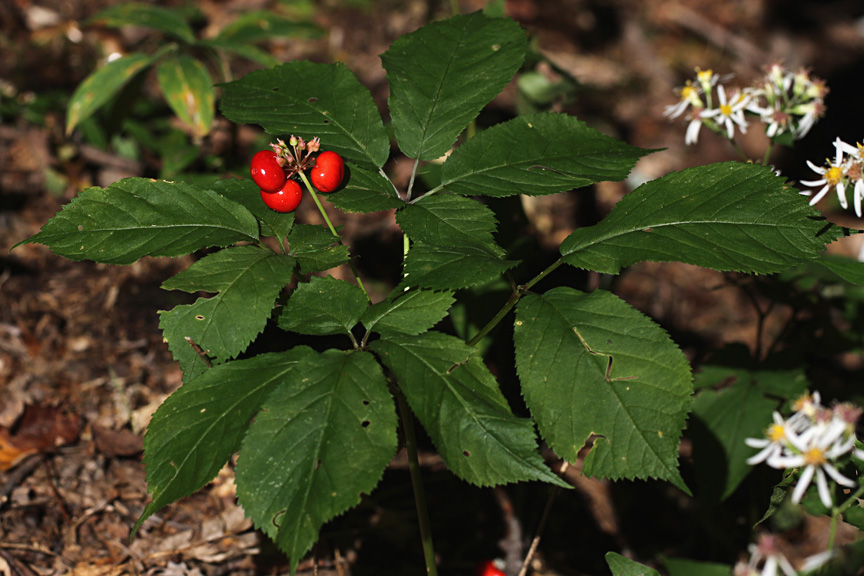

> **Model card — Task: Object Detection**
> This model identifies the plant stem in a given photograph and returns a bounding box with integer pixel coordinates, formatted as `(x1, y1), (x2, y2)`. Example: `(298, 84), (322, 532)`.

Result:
(762, 142), (775, 166)
(297, 171), (372, 302)
(829, 484), (864, 550)
(522, 258), (565, 292)
(406, 158), (420, 201)
(517, 462), (567, 576)
(397, 390), (438, 576)
(467, 290), (521, 347)
(467, 257), (565, 347)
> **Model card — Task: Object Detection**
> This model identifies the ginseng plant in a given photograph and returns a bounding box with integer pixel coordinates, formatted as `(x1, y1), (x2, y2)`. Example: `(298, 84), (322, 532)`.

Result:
(16, 10), (853, 575)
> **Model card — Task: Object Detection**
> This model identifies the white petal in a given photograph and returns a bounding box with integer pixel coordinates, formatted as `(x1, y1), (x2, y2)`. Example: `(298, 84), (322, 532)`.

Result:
(822, 462), (856, 487)
(685, 119), (702, 145)
(747, 444), (778, 465)
(854, 180), (864, 218)
(792, 465), (815, 503)
(809, 184), (831, 206)
(761, 556), (779, 576)
(815, 468), (834, 508)
(777, 555), (798, 576)
(836, 181), (848, 209)
(806, 160), (826, 174)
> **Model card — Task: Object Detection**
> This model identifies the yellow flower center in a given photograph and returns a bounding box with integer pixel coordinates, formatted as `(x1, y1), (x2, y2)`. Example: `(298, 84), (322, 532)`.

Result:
(826, 166), (843, 185)
(681, 85), (697, 101)
(720, 103), (733, 117)
(768, 423), (786, 442)
(697, 68), (714, 82)
(803, 447), (827, 466)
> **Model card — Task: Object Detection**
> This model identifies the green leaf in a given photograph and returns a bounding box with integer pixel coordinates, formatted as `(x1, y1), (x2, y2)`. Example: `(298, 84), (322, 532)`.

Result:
(689, 360), (808, 500)
(606, 552), (661, 576)
(210, 177), (296, 241)
(813, 253), (864, 285)
(156, 53), (215, 138)
(66, 53), (156, 135)
(361, 289), (455, 336)
(219, 61), (390, 168)
(381, 12), (527, 161)
(236, 349), (398, 571)
(662, 558), (731, 576)
(397, 194), (500, 249)
(134, 347), (316, 534)
(286, 224), (351, 274)
(214, 11), (321, 44)
(16, 178), (259, 264)
(370, 332), (568, 488)
(198, 38), (282, 68)
(277, 275), (368, 336)
(514, 288), (692, 492)
(325, 165), (404, 214)
(440, 113), (651, 197)
(690, 377), (778, 501)
(159, 246), (296, 379)
(403, 243), (518, 290)
(561, 162), (842, 275)
(87, 3), (196, 43)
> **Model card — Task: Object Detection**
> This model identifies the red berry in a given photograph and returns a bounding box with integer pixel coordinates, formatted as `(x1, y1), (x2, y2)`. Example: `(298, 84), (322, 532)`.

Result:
(309, 151), (345, 193)
(260, 179), (302, 213)
(475, 560), (506, 576)
(251, 150), (286, 192)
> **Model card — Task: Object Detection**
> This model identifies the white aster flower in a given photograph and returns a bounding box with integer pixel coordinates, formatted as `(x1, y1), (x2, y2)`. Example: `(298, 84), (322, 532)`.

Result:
(743, 533), (797, 576)
(664, 80), (703, 119)
(701, 85), (750, 139)
(800, 141), (849, 208)
(746, 411), (791, 466)
(771, 418), (857, 508)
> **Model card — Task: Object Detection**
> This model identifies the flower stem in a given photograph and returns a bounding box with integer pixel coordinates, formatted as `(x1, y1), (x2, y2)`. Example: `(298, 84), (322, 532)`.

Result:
(297, 171), (372, 302)
(830, 484), (864, 549)
(762, 142), (775, 166)
(397, 390), (438, 576)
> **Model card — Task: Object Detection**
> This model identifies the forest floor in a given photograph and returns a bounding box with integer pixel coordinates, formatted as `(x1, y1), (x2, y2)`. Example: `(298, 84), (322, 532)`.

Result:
(2, 0), (864, 575)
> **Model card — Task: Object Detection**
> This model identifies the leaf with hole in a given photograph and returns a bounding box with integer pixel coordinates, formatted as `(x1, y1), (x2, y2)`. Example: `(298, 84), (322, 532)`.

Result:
(135, 347), (316, 534)
(514, 288), (692, 492)
(236, 349), (397, 572)
(159, 245), (296, 381)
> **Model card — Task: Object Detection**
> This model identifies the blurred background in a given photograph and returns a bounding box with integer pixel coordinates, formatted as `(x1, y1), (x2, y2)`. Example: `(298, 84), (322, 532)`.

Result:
(2, 0), (864, 575)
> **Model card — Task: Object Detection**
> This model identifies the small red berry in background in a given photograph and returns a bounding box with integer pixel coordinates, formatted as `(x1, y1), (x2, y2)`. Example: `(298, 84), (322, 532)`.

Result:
(309, 150), (345, 193)
(260, 179), (302, 213)
(475, 559), (506, 576)
(250, 150), (286, 192)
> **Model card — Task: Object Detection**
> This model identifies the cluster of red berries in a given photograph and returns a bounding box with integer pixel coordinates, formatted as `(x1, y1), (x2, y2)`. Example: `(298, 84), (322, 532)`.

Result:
(250, 136), (345, 213)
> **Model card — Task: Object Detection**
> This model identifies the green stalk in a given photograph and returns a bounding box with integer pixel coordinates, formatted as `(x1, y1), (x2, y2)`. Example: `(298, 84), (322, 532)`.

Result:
(762, 141), (775, 166)
(467, 258), (565, 347)
(397, 391), (438, 576)
(297, 170), (371, 302)
(467, 290), (521, 347)
(829, 484), (864, 550)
